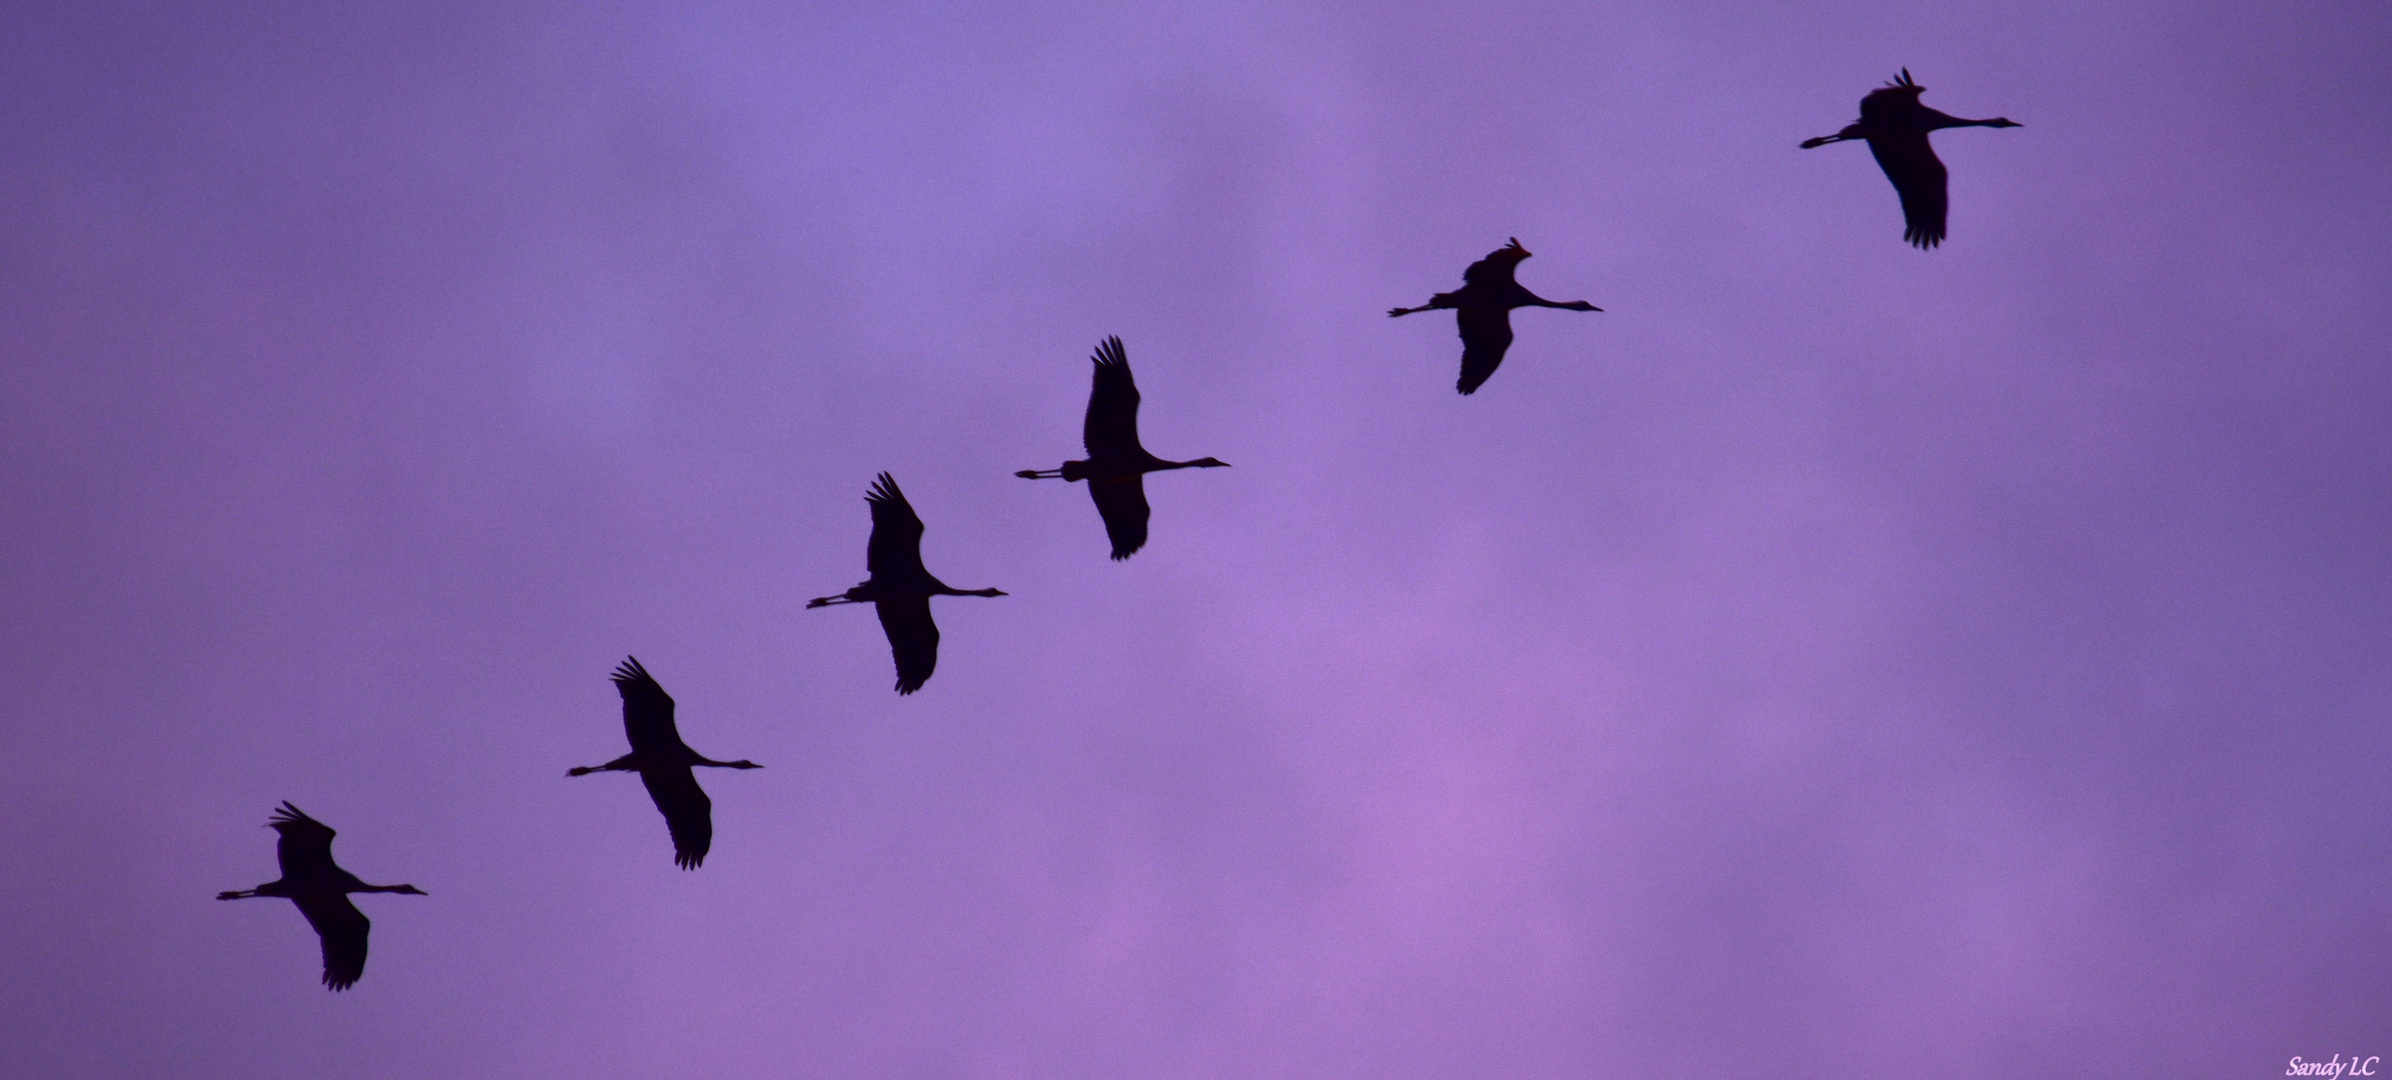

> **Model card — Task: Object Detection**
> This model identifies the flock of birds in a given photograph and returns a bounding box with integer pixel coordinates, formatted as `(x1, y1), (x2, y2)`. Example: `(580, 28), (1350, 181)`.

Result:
(217, 70), (2020, 991)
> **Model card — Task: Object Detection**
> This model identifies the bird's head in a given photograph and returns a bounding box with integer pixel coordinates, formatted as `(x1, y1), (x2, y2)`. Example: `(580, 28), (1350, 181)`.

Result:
(385, 884), (428, 895)
(1191, 457), (1231, 468)
(727, 760), (763, 770)
(1985, 117), (2021, 128)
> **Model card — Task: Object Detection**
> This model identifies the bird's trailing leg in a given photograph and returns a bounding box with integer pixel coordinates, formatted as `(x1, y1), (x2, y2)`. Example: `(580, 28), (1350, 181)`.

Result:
(1392, 289), (1461, 317)
(216, 889), (259, 900)
(807, 582), (876, 608)
(568, 753), (639, 776)
(1801, 121), (1865, 148)
(1015, 469), (1065, 479)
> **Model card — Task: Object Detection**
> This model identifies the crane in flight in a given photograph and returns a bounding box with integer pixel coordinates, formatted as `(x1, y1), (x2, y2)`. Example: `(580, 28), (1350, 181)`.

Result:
(217, 803), (425, 991)
(808, 473), (1006, 694)
(568, 657), (761, 869)
(1388, 238), (1601, 395)
(1016, 335), (1229, 560)
(1801, 69), (2021, 249)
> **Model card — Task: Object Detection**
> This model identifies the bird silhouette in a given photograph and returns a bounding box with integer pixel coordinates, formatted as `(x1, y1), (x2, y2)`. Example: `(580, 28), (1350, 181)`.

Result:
(567, 657), (760, 869)
(217, 803), (425, 991)
(1388, 238), (1601, 395)
(808, 473), (1007, 694)
(1801, 69), (2020, 249)
(1016, 335), (1229, 560)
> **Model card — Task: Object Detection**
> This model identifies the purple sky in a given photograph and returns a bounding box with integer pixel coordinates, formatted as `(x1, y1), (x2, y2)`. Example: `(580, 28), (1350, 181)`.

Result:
(4, 0), (2389, 1076)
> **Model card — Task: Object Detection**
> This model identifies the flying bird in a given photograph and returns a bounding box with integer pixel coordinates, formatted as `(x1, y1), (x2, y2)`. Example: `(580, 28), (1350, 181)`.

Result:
(568, 657), (761, 870)
(217, 803), (426, 991)
(1016, 335), (1229, 560)
(808, 473), (1007, 694)
(1801, 69), (2021, 249)
(1388, 238), (1601, 395)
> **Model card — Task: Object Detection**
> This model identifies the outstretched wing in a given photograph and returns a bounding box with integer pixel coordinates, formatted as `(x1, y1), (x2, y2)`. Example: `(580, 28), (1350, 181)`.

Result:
(1869, 133), (1948, 249)
(1087, 476), (1150, 560)
(1858, 70), (1922, 124)
(293, 894), (370, 991)
(1083, 336), (1143, 460)
(875, 594), (940, 694)
(639, 767), (713, 870)
(270, 803), (339, 880)
(1455, 308), (1515, 395)
(864, 473), (928, 579)
(611, 656), (681, 755)
(1461, 239), (1526, 285)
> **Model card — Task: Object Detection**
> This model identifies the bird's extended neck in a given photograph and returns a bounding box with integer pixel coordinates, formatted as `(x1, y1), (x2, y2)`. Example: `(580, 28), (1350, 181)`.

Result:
(1523, 293), (1601, 312)
(1926, 112), (2019, 131)
(1157, 456), (1230, 471)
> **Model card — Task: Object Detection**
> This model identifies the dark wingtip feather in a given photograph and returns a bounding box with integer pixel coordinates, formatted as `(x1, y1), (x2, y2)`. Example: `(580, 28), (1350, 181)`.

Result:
(867, 472), (904, 505)
(1093, 335), (1128, 368)
(676, 850), (703, 870)
(609, 656), (651, 687)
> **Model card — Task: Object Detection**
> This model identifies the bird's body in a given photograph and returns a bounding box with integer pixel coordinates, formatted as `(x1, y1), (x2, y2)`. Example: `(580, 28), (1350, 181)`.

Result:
(808, 473), (1006, 694)
(1015, 336), (1229, 560)
(1388, 238), (1601, 394)
(1801, 69), (2020, 249)
(217, 803), (425, 991)
(568, 657), (759, 869)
